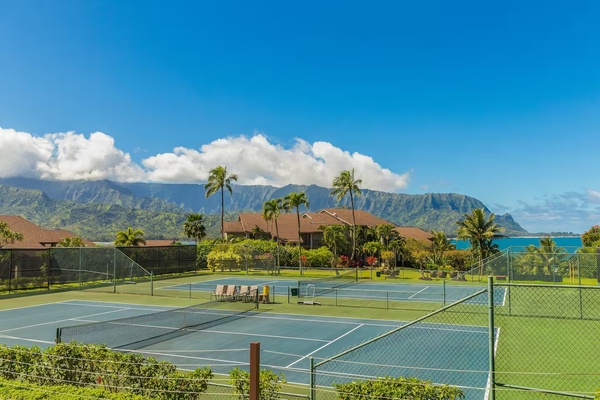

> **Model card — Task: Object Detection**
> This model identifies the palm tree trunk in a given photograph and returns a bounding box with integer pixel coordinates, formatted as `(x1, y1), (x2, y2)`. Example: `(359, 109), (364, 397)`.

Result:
(275, 218), (280, 274)
(296, 208), (302, 275)
(220, 187), (224, 241)
(350, 192), (356, 261)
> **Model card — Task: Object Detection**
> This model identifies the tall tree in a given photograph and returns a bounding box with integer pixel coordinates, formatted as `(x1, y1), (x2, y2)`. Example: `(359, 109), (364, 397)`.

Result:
(430, 230), (455, 266)
(57, 237), (85, 247)
(263, 198), (284, 268)
(456, 208), (504, 278)
(376, 224), (398, 248)
(114, 227), (146, 246)
(0, 222), (23, 248)
(204, 165), (238, 241)
(330, 169), (362, 260)
(320, 224), (350, 259)
(284, 192), (309, 274)
(183, 213), (207, 245)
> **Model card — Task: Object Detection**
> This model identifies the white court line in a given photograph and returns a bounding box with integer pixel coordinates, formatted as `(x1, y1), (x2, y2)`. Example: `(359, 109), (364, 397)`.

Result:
(0, 334), (55, 345)
(285, 324), (364, 368)
(0, 300), (74, 313)
(236, 311), (402, 329)
(60, 300), (406, 327)
(0, 308), (133, 334)
(408, 286), (430, 299)
(118, 348), (245, 365)
(194, 328), (329, 342)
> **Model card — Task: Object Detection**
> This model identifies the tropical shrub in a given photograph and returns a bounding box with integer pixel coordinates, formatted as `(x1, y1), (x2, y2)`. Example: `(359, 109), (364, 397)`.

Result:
(0, 343), (213, 399)
(333, 376), (464, 400)
(304, 246), (335, 268)
(229, 367), (286, 400)
(207, 249), (243, 272)
(0, 377), (147, 399)
(582, 225), (600, 247)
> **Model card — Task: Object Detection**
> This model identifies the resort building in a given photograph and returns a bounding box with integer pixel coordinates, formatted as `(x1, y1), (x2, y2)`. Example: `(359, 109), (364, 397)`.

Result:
(223, 208), (432, 248)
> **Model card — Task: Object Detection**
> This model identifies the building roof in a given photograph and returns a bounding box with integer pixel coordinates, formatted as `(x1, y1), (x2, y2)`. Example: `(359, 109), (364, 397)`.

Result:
(226, 208), (433, 243)
(0, 215), (94, 248)
(140, 239), (178, 247)
(395, 226), (434, 241)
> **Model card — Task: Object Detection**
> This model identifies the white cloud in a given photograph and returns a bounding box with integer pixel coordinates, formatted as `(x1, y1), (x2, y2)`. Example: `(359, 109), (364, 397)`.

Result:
(0, 128), (410, 192)
(0, 128), (146, 182)
(588, 189), (600, 203)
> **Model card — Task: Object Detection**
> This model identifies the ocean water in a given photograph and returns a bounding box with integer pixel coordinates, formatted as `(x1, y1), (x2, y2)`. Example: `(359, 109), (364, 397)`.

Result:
(452, 236), (583, 252)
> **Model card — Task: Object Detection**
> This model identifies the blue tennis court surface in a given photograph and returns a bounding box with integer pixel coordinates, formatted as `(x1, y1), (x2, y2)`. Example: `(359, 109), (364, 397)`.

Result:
(0, 299), (493, 398)
(160, 277), (504, 305)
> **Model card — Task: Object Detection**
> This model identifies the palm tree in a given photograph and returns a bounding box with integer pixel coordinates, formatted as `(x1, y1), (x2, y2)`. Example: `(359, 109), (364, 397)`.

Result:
(331, 169), (362, 260)
(114, 227), (146, 246)
(263, 198), (284, 269)
(456, 208), (504, 278)
(430, 230), (455, 266)
(283, 192), (309, 274)
(376, 224), (398, 248)
(320, 224), (350, 259)
(183, 213), (207, 245)
(57, 237), (85, 247)
(204, 165), (238, 241)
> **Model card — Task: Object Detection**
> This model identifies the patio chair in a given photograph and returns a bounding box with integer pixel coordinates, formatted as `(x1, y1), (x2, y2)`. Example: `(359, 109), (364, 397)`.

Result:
(211, 284), (227, 301)
(224, 284), (238, 301)
(248, 285), (259, 303)
(238, 285), (252, 302)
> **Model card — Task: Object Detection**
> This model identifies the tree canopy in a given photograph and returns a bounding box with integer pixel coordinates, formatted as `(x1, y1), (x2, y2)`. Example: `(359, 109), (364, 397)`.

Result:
(331, 169), (362, 260)
(204, 165), (238, 240)
(0, 222), (23, 248)
(114, 227), (146, 246)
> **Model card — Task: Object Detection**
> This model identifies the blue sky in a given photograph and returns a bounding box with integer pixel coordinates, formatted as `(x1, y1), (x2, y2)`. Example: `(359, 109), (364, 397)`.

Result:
(0, 0), (598, 234)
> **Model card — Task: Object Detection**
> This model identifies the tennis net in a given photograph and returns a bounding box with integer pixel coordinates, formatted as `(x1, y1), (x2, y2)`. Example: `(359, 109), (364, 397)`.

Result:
(298, 268), (358, 296)
(56, 291), (258, 350)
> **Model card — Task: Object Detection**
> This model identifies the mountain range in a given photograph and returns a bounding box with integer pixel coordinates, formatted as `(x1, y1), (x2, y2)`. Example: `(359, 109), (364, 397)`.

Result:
(0, 177), (527, 241)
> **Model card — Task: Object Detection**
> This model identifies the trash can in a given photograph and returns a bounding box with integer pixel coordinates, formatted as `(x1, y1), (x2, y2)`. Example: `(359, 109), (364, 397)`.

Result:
(290, 288), (299, 296)
(376, 271), (381, 277)
(263, 285), (270, 295)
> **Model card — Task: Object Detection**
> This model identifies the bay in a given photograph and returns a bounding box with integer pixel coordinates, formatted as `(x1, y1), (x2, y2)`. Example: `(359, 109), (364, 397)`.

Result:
(452, 236), (583, 253)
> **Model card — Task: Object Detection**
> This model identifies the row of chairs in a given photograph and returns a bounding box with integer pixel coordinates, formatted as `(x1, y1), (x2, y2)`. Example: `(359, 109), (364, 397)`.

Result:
(211, 284), (258, 302)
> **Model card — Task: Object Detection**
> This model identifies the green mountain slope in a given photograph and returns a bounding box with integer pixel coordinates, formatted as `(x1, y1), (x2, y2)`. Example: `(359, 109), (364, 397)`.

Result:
(0, 179), (528, 240)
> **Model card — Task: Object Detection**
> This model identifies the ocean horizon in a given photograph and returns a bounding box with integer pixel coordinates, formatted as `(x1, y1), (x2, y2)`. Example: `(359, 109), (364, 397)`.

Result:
(452, 236), (583, 252)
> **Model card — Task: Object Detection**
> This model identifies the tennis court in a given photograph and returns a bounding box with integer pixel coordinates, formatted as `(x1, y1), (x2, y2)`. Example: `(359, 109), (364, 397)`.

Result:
(158, 276), (504, 306)
(0, 299), (492, 398)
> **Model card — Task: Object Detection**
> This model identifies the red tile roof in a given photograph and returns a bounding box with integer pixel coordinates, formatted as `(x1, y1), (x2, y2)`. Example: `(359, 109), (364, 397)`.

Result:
(0, 215), (94, 248)
(226, 209), (433, 243)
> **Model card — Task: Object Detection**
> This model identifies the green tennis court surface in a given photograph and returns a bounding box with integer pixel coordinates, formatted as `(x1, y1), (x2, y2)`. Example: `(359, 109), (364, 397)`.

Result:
(1, 299), (493, 399)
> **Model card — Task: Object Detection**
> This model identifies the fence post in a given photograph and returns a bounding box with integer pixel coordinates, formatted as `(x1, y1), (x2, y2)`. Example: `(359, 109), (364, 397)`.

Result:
(78, 247), (82, 288)
(8, 249), (12, 294)
(150, 271), (154, 296)
(250, 342), (260, 400)
(442, 279), (446, 306)
(309, 357), (315, 400)
(113, 248), (117, 294)
(488, 276), (496, 400)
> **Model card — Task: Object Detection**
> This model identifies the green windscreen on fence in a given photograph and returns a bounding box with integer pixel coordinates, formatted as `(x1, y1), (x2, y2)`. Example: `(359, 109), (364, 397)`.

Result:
(56, 291), (258, 350)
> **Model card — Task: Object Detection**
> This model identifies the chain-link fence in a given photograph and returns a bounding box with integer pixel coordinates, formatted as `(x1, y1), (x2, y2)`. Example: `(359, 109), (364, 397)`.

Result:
(310, 279), (600, 400)
(0, 245), (197, 294)
(452, 249), (600, 285)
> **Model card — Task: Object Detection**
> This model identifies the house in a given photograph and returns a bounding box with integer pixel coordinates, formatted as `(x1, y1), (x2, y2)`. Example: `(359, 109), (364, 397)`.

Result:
(223, 208), (432, 249)
(0, 215), (94, 248)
